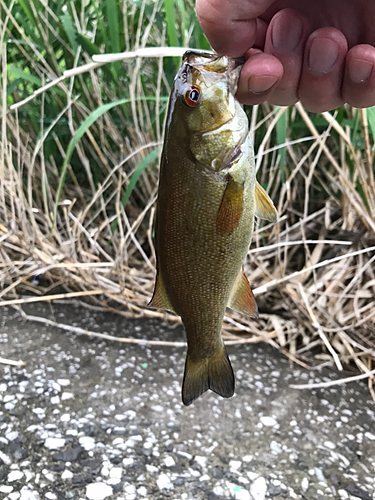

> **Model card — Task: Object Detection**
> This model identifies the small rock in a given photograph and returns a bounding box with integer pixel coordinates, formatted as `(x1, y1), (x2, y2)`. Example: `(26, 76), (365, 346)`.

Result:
(250, 476), (267, 500)
(44, 438), (65, 450)
(157, 473), (173, 490)
(8, 470), (24, 482)
(86, 482), (113, 500)
(52, 446), (83, 462)
(164, 456), (175, 467)
(61, 470), (73, 480)
(259, 416), (277, 427)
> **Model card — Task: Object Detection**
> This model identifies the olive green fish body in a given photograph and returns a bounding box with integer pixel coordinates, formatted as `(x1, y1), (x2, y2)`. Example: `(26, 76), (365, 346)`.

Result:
(150, 51), (277, 406)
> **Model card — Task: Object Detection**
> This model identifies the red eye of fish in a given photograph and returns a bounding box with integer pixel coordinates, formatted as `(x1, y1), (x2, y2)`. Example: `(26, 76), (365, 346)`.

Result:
(184, 87), (200, 107)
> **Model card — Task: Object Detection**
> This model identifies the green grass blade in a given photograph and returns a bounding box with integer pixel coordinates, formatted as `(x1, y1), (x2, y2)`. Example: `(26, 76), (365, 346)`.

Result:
(54, 96), (168, 226)
(111, 149), (159, 233)
(105, 0), (121, 81)
(164, 0), (180, 70)
(8, 66), (43, 86)
(60, 12), (78, 52)
(367, 106), (375, 140)
(276, 107), (287, 182)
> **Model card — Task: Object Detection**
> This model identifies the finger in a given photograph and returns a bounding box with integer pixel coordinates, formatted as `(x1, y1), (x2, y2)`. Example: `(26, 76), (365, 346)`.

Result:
(195, 0), (274, 56)
(236, 50), (284, 105)
(263, 8), (310, 106)
(298, 28), (348, 113)
(343, 44), (375, 108)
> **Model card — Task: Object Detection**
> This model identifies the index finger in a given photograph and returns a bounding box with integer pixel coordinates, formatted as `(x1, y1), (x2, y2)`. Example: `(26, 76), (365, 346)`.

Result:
(196, 0), (274, 56)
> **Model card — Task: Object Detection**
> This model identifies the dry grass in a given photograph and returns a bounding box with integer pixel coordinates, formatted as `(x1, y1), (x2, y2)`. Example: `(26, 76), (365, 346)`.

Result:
(1, 26), (375, 392)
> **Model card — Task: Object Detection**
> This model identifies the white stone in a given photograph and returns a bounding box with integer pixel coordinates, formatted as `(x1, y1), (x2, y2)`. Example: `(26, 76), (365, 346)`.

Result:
(234, 488), (251, 500)
(323, 441), (336, 450)
(146, 464), (158, 473)
(124, 484), (136, 495)
(44, 438), (65, 450)
(156, 473), (173, 490)
(50, 396), (60, 405)
(301, 478), (309, 492)
(9, 492), (21, 500)
(19, 489), (40, 500)
(86, 482), (113, 500)
(260, 416), (277, 427)
(122, 458), (134, 466)
(57, 379), (70, 386)
(45, 493), (57, 500)
(109, 467), (122, 479)
(6, 431), (19, 441)
(194, 455), (208, 468)
(60, 414), (70, 422)
(79, 436), (95, 450)
(270, 441), (282, 454)
(250, 476), (267, 500)
(151, 405), (163, 412)
(200, 474), (210, 481)
(229, 460), (242, 470)
(8, 470), (24, 482)
(164, 456), (175, 467)
(61, 470), (73, 480)
(0, 485), (13, 494)
(137, 486), (147, 496)
(61, 392), (74, 401)
(365, 432), (375, 441)
(243, 455), (253, 462)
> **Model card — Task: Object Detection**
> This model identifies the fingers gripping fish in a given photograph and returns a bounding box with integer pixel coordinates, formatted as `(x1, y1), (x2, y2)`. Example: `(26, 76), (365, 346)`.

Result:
(149, 51), (278, 406)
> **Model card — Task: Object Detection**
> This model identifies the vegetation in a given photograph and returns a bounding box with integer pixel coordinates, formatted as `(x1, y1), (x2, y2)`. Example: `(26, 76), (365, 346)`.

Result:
(1, 0), (374, 390)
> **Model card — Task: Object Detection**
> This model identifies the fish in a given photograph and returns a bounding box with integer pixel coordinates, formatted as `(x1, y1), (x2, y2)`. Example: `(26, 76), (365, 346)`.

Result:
(149, 50), (278, 406)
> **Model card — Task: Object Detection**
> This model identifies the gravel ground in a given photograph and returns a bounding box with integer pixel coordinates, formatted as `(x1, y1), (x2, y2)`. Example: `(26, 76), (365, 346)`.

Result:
(0, 303), (375, 500)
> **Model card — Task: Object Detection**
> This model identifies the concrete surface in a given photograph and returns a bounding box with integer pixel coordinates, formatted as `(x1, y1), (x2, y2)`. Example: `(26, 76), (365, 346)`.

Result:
(0, 303), (374, 500)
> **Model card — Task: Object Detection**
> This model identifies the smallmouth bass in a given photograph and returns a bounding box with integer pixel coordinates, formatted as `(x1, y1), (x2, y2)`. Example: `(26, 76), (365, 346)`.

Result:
(149, 50), (277, 406)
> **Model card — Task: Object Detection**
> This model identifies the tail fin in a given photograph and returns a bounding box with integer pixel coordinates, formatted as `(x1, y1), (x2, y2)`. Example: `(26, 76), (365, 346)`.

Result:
(182, 347), (235, 406)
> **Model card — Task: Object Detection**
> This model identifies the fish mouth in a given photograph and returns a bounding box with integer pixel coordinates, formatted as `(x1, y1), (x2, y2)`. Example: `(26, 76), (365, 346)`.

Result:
(181, 50), (244, 93)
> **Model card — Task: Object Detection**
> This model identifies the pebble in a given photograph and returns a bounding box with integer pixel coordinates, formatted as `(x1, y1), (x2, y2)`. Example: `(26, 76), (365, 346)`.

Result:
(164, 456), (175, 467)
(259, 416), (277, 427)
(8, 471), (24, 482)
(157, 473), (173, 490)
(86, 482), (113, 500)
(44, 438), (65, 450)
(250, 476), (267, 500)
(61, 470), (73, 480)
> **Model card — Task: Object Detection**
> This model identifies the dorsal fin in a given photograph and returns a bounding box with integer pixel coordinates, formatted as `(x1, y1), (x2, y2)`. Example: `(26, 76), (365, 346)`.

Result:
(217, 175), (244, 234)
(254, 181), (278, 222)
(228, 268), (258, 318)
(148, 272), (176, 313)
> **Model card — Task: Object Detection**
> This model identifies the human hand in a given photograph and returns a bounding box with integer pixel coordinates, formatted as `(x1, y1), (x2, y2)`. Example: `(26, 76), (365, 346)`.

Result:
(196, 0), (375, 111)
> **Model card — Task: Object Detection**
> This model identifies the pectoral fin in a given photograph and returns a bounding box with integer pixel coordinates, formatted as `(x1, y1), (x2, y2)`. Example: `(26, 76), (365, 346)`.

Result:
(217, 175), (244, 234)
(228, 268), (258, 318)
(148, 272), (176, 313)
(254, 182), (278, 222)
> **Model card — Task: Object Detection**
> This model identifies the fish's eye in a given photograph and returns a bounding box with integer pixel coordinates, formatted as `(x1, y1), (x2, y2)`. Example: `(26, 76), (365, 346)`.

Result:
(184, 87), (200, 107)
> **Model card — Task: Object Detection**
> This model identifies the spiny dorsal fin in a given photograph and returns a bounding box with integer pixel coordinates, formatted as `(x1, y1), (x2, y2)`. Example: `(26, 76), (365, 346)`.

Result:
(254, 181), (278, 222)
(228, 268), (258, 318)
(182, 346), (235, 406)
(217, 175), (244, 234)
(148, 272), (176, 313)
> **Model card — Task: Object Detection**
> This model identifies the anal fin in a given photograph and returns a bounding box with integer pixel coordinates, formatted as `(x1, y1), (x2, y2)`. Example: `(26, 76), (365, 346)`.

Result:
(217, 175), (244, 234)
(254, 181), (278, 222)
(228, 268), (258, 318)
(148, 272), (176, 313)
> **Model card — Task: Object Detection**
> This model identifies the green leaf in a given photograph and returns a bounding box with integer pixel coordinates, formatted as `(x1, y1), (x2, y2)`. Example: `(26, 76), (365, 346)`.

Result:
(164, 0), (180, 70)
(105, 0), (121, 81)
(60, 12), (78, 52)
(111, 148), (159, 233)
(54, 96), (168, 226)
(367, 106), (375, 140)
(8, 66), (43, 86)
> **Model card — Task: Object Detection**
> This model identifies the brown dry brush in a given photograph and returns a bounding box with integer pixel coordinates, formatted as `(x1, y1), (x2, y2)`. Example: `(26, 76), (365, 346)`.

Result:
(1, 50), (375, 390)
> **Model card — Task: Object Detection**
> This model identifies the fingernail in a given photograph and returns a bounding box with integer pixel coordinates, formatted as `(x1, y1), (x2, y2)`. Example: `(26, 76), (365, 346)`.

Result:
(348, 59), (373, 83)
(308, 38), (339, 74)
(248, 75), (279, 94)
(272, 14), (303, 53)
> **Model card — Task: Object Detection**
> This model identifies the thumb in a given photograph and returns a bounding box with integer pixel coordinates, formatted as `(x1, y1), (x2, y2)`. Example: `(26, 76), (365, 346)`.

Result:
(196, 0), (275, 56)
